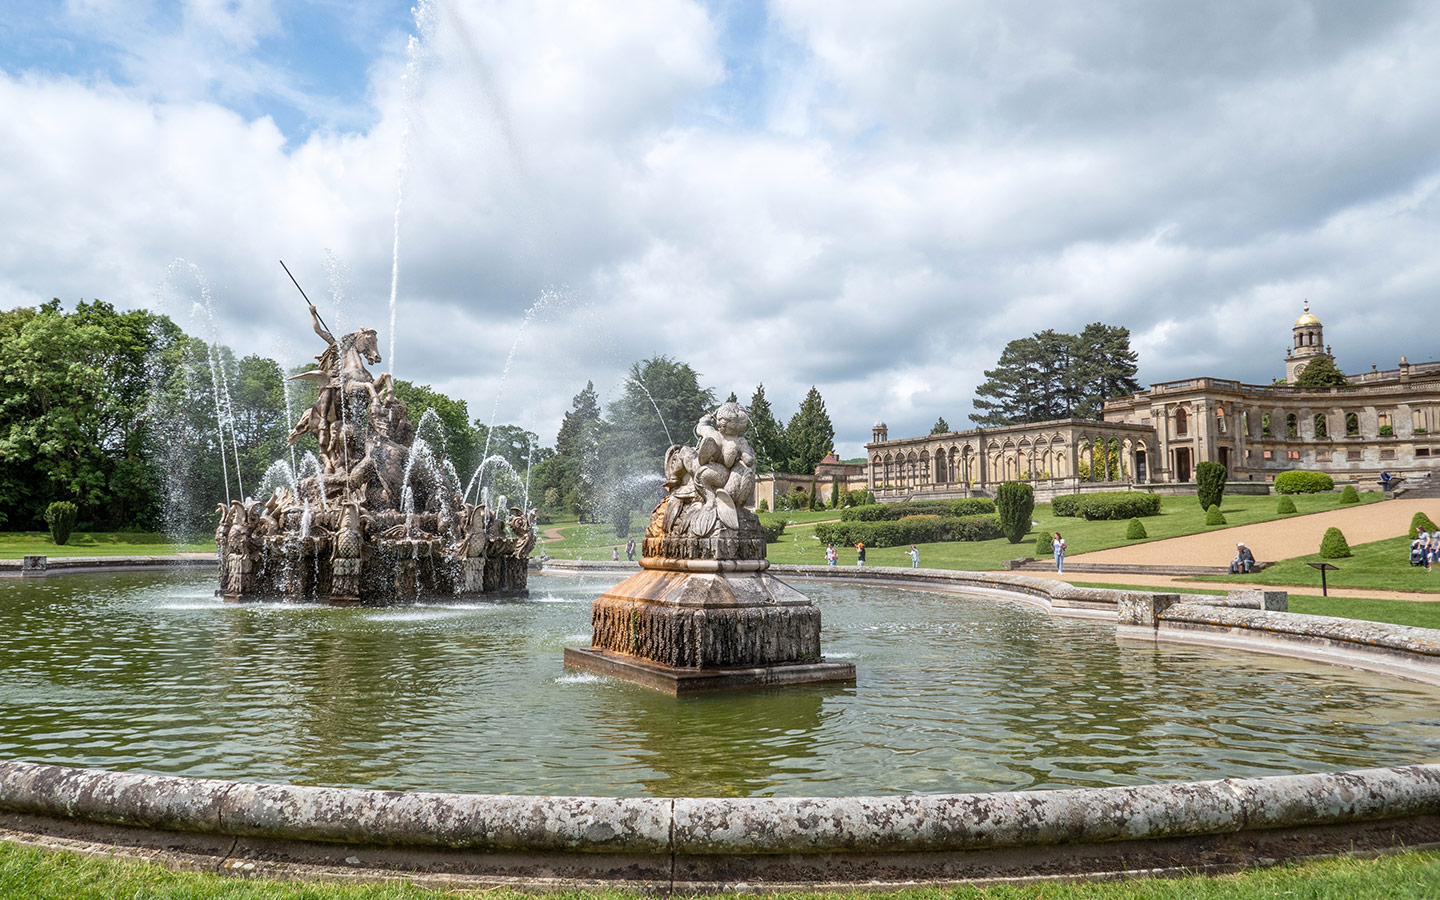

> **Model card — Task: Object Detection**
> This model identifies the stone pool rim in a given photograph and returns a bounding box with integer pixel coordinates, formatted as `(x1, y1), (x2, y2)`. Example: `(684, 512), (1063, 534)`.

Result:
(1, 559), (1438, 889)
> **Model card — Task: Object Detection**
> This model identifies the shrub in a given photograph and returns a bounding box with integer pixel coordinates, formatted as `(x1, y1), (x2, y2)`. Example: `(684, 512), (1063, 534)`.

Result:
(814, 515), (1003, 548)
(44, 501), (77, 546)
(1276, 495), (1297, 514)
(1034, 530), (1052, 559)
(850, 489), (874, 507)
(1195, 461), (1227, 511)
(1338, 485), (1359, 504)
(1079, 492), (1163, 520)
(1125, 517), (1147, 539)
(1410, 511), (1437, 539)
(757, 498), (769, 512)
(1205, 504), (1226, 526)
(995, 481), (1034, 544)
(1051, 494), (1083, 518)
(757, 514), (787, 543)
(1274, 470), (1334, 494)
(949, 497), (996, 516)
(1319, 526), (1351, 558)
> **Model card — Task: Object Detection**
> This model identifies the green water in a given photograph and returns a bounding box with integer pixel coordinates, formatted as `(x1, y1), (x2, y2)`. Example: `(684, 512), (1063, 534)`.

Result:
(0, 570), (1436, 797)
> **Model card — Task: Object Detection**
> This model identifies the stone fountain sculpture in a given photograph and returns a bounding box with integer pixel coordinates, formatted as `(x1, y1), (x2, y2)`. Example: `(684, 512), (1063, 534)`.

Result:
(564, 401), (855, 693)
(215, 302), (534, 604)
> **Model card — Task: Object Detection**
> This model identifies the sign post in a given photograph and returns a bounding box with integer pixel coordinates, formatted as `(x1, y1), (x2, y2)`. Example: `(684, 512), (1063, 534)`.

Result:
(1306, 562), (1339, 597)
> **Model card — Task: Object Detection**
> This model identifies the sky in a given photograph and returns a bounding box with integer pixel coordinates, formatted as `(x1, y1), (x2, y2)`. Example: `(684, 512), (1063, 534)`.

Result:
(3, 0), (1439, 459)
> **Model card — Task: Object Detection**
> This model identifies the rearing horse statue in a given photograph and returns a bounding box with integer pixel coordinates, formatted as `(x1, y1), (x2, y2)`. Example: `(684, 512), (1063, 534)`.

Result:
(287, 303), (394, 469)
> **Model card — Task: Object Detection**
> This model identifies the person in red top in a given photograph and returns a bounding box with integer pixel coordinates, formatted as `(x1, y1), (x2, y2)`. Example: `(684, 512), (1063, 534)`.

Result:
(856, 542), (866, 567)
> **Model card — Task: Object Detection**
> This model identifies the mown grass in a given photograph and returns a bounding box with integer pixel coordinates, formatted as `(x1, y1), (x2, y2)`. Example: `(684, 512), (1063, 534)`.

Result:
(0, 532), (214, 560)
(541, 509), (842, 559)
(1195, 533), (1440, 595)
(0, 841), (1436, 899)
(768, 492), (1385, 571)
(1068, 581), (1440, 630)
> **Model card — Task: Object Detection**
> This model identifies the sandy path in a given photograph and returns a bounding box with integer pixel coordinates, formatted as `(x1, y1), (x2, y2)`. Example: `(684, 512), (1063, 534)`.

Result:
(1067, 498), (1439, 567)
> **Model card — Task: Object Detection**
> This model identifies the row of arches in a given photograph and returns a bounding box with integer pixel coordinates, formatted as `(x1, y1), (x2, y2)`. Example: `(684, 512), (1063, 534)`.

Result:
(870, 434), (1151, 490)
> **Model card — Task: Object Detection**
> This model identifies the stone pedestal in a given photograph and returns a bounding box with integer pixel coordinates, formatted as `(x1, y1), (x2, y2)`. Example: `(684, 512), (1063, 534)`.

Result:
(564, 558), (855, 695)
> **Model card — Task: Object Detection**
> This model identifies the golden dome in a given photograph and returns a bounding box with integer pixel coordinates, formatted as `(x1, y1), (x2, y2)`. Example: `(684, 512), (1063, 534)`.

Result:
(1294, 301), (1320, 327)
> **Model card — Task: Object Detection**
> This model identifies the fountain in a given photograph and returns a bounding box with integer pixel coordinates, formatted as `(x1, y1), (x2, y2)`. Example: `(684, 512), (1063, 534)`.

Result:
(564, 401), (855, 693)
(215, 299), (536, 605)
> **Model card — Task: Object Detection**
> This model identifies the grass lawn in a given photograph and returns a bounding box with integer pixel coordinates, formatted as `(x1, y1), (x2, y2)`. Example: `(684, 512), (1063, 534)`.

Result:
(0, 841), (1435, 899)
(541, 509), (842, 560)
(768, 491), (1384, 571)
(1194, 533), (1440, 595)
(1069, 581), (1440, 630)
(0, 532), (214, 560)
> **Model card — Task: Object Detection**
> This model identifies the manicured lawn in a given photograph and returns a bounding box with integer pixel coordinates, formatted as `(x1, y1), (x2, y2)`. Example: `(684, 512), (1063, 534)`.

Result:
(0, 841), (1435, 899)
(1069, 581), (1440, 630)
(541, 509), (841, 560)
(1195, 533), (1440, 595)
(0, 532), (214, 560)
(768, 492), (1383, 571)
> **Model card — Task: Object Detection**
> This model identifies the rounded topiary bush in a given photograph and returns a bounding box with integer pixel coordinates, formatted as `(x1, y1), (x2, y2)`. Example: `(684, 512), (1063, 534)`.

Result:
(1205, 504), (1226, 526)
(1035, 530), (1052, 559)
(44, 501), (77, 546)
(1276, 495), (1297, 514)
(1125, 517), (1147, 539)
(1338, 485), (1360, 504)
(1411, 511), (1438, 539)
(1274, 470), (1335, 494)
(1319, 526), (1352, 559)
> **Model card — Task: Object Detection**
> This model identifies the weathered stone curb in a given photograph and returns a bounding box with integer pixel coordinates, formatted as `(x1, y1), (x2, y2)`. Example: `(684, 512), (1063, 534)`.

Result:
(0, 555), (214, 575)
(0, 759), (1438, 887)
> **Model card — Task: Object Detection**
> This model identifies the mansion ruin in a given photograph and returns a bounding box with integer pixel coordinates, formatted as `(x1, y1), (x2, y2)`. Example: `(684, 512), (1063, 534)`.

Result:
(865, 305), (1440, 501)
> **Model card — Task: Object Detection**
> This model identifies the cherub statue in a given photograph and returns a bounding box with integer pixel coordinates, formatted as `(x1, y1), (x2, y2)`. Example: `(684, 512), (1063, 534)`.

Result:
(659, 401), (757, 537)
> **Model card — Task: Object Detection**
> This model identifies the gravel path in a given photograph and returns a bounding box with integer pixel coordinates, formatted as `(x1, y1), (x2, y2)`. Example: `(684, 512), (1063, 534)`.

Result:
(1068, 497), (1440, 568)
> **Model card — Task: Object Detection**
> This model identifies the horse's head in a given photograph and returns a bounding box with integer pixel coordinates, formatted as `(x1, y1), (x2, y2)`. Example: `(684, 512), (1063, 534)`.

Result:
(352, 328), (381, 365)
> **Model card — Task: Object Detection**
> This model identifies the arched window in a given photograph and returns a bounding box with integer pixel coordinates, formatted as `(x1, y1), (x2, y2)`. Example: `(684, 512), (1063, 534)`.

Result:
(1314, 414), (1328, 439)
(1175, 407), (1189, 436)
(1286, 413), (1298, 438)
(1262, 412), (1272, 437)
(1345, 413), (1359, 436)
(1216, 406), (1226, 433)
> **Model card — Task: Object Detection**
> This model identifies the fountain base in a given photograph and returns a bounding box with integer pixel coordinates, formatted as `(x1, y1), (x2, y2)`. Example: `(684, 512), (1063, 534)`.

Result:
(564, 558), (855, 695)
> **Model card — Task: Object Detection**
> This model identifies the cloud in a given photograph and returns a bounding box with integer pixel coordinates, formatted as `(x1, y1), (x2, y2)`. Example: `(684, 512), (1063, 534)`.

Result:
(2, 0), (1439, 460)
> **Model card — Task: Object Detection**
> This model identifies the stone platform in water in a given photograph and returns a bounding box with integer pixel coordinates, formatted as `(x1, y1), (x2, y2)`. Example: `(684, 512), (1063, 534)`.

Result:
(564, 558), (855, 695)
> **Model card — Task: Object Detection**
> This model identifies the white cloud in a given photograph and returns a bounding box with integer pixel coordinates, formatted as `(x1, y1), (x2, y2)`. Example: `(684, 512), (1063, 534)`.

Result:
(3, 0), (1440, 460)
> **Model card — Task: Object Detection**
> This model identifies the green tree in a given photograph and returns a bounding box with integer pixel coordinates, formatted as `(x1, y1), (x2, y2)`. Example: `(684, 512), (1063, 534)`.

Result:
(785, 387), (835, 475)
(930, 417), (951, 435)
(972, 323), (1140, 425)
(537, 380), (605, 520)
(392, 380), (478, 481)
(1294, 356), (1348, 388)
(746, 384), (788, 473)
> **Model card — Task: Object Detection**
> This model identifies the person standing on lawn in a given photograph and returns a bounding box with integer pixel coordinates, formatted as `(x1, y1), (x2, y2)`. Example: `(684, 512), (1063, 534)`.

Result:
(1051, 532), (1066, 573)
(908, 545), (920, 568)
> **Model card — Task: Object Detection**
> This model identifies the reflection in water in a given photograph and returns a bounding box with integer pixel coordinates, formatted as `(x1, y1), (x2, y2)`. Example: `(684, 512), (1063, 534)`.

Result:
(0, 571), (1436, 797)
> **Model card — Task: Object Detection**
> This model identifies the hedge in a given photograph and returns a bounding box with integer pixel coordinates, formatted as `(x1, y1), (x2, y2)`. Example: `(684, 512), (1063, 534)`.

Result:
(1125, 517), (1148, 539)
(1411, 511), (1438, 539)
(1275, 470), (1335, 494)
(757, 514), (788, 543)
(814, 515), (1005, 548)
(1338, 485), (1360, 504)
(1050, 494), (1083, 517)
(1277, 495), (1297, 514)
(44, 501), (77, 546)
(1195, 461), (1227, 511)
(840, 498), (996, 522)
(1205, 504), (1226, 526)
(996, 481), (1034, 544)
(1320, 526), (1352, 559)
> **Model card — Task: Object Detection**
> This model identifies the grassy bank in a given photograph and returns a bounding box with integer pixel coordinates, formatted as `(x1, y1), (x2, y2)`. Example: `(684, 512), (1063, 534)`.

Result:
(1069, 581), (1440, 630)
(0, 532), (214, 560)
(767, 492), (1384, 570)
(0, 841), (1436, 899)
(1196, 533), (1439, 594)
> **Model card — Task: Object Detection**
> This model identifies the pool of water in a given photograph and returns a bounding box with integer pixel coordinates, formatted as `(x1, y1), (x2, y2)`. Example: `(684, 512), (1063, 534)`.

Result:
(1, 570), (1437, 797)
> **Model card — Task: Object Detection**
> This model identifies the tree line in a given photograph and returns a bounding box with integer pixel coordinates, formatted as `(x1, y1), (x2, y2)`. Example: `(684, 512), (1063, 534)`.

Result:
(0, 299), (835, 538)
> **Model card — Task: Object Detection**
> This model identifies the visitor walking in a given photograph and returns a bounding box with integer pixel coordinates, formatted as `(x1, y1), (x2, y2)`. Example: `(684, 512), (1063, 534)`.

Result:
(625, 537), (636, 562)
(908, 544), (919, 568)
(856, 542), (866, 567)
(826, 542), (837, 566)
(1051, 532), (1066, 573)
(611, 548), (619, 562)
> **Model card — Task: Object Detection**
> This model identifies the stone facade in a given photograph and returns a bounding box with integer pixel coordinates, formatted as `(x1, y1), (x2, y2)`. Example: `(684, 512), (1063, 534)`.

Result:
(867, 305), (1440, 495)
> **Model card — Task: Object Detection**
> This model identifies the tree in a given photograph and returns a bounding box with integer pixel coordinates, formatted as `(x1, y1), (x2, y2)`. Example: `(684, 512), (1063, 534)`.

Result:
(996, 481), (1034, 544)
(1195, 461), (1227, 511)
(971, 323), (1140, 426)
(746, 384), (788, 473)
(1294, 356), (1348, 388)
(930, 417), (951, 435)
(537, 380), (605, 519)
(392, 380), (478, 484)
(785, 386), (834, 475)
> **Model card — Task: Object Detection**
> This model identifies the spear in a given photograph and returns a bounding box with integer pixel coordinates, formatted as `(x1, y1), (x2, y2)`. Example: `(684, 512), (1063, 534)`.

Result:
(279, 260), (332, 336)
